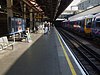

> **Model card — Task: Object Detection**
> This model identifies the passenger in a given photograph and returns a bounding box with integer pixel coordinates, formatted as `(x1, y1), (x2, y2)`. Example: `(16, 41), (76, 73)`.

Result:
(44, 21), (48, 34)
(26, 27), (32, 42)
(48, 22), (51, 32)
(35, 25), (38, 33)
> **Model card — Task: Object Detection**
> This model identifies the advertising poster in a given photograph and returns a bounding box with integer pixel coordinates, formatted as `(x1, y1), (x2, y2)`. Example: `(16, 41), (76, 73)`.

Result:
(10, 17), (25, 34)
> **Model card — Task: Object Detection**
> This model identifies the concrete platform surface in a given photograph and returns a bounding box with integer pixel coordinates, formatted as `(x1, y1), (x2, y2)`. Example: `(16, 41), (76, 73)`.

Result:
(0, 31), (43, 75)
(0, 28), (83, 75)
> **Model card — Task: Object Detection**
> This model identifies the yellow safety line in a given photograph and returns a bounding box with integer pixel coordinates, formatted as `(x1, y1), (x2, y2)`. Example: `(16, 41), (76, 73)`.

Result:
(56, 32), (77, 75)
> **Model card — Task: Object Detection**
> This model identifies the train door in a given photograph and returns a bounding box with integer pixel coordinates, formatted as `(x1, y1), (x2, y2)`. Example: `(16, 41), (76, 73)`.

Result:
(84, 18), (92, 34)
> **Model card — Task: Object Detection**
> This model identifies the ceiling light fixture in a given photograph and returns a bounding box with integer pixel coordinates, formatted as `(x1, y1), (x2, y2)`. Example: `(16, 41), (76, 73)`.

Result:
(30, 1), (36, 5)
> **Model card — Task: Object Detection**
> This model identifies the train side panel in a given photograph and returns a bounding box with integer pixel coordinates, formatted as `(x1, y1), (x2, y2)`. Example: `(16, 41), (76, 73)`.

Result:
(92, 14), (100, 38)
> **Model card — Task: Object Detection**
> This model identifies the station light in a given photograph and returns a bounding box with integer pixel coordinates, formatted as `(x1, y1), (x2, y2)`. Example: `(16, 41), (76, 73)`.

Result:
(30, 0), (35, 1)
(30, 1), (35, 5)
(0, 5), (1, 8)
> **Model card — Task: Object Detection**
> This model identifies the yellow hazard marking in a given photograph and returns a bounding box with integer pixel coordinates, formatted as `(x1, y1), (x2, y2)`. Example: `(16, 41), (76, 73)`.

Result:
(56, 32), (77, 75)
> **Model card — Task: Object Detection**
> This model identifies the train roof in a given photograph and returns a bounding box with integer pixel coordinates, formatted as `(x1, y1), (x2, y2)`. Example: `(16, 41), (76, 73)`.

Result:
(62, 19), (68, 22)
(94, 13), (100, 17)
(69, 14), (94, 21)
(69, 6), (100, 20)
(69, 16), (85, 21)
(56, 18), (65, 21)
(85, 14), (94, 18)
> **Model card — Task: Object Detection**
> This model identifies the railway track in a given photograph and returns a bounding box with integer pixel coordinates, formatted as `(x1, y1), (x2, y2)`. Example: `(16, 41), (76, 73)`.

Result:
(57, 28), (100, 75)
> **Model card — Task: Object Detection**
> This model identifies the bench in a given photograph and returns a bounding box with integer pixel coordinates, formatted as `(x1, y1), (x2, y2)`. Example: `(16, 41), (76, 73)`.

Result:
(0, 36), (14, 50)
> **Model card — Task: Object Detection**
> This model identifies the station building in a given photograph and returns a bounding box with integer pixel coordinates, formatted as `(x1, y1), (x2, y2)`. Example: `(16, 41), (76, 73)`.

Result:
(78, 0), (100, 10)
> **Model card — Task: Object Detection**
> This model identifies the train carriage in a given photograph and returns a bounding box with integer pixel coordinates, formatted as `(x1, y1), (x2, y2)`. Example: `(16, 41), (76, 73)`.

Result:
(75, 16), (84, 33)
(62, 20), (71, 29)
(59, 14), (100, 39)
(69, 14), (94, 37)
(69, 17), (80, 32)
(92, 13), (100, 38)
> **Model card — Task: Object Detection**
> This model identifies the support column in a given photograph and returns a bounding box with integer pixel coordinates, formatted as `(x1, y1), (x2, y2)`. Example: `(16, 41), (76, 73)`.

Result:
(34, 13), (37, 31)
(23, 3), (26, 23)
(30, 9), (33, 32)
(7, 0), (13, 33)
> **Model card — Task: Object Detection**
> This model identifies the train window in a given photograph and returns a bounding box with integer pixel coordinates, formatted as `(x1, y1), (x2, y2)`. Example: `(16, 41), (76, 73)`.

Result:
(86, 18), (92, 24)
(81, 20), (84, 27)
(96, 18), (100, 21)
(78, 21), (81, 26)
(96, 22), (100, 28)
(86, 22), (91, 28)
(91, 21), (94, 28)
(96, 18), (100, 28)
(86, 18), (92, 28)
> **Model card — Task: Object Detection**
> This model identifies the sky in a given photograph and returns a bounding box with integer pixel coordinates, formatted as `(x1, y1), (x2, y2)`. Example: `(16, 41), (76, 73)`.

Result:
(66, 0), (81, 10)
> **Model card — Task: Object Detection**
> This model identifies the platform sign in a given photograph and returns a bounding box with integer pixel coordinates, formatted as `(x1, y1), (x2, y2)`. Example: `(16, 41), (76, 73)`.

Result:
(10, 17), (26, 34)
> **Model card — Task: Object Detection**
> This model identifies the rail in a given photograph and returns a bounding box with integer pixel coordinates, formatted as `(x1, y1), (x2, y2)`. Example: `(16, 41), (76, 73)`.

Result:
(57, 28), (100, 75)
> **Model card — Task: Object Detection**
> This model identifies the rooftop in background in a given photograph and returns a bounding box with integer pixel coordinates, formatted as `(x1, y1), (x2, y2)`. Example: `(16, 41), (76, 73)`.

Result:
(60, 0), (81, 17)
(65, 0), (81, 10)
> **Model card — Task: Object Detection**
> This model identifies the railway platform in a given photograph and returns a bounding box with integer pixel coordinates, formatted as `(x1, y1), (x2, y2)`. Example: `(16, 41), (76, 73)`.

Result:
(0, 27), (85, 75)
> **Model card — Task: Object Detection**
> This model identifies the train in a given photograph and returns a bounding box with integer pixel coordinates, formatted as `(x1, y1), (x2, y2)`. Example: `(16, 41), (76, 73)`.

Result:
(61, 13), (100, 39)
(91, 13), (100, 38)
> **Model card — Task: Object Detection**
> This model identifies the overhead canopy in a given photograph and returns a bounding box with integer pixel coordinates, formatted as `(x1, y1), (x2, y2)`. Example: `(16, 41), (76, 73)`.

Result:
(0, 0), (73, 21)
(35, 0), (73, 21)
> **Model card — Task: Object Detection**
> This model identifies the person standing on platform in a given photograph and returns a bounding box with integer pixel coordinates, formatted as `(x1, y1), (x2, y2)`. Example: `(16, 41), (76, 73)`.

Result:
(44, 21), (48, 34)
(48, 22), (51, 32)
(35, 25), (38, 33)
(26, 27), (32, 42)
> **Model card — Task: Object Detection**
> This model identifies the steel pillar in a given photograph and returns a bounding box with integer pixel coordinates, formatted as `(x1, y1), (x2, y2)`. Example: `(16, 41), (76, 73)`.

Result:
(23, 3), (26, 22)
(7, 0), (13, 33)
(30, 9), (33, 32)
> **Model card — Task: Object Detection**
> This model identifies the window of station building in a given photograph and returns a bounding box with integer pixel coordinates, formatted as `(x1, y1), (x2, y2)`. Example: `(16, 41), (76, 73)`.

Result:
(89, 0), (90, 3)
(96, 22), (100, 28)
